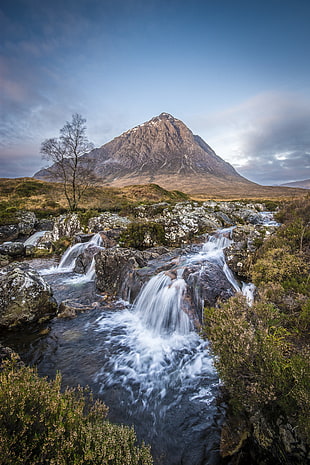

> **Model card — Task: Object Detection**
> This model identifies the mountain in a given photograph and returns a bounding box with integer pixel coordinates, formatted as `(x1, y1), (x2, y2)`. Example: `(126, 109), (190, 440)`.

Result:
(34, 113), (304, 198)
(280, 179), (310, 189)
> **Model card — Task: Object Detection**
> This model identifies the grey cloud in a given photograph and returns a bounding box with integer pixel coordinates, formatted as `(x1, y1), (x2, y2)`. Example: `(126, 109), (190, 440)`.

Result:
(194, 92), (310, 185)
(238, 151), (310, 185)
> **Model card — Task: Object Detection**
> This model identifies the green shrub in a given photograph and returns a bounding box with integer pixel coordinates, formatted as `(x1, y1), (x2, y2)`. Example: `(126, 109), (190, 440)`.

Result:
(251, 247), (308, 287)
(203, 296), (310, 438)
(78, 209), (100, 230)
(120, 222), (166, 249)
(0, 356), (153, 465)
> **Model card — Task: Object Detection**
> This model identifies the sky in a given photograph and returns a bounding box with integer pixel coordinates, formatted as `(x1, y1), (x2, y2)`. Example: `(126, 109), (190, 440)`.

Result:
(1, 0), (310, 185)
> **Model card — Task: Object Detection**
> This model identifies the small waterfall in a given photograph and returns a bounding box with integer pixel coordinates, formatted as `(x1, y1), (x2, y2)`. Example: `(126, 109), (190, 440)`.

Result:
(242, 282), (255, 306)
(134, 271), (192, 336)
(200, 228), (255, 301)
(58, 233), (103, 272)
(24, 230), (47, 246)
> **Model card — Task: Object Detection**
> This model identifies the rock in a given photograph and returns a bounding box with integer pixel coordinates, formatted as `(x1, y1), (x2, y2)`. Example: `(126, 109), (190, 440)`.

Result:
(183, 261), (236, 319)
(95, 248), (148, 298)
(35, 218), (54, 231)
(0, 254), (10, 267)
(44, 213), (82, 242)
(88, 212), (130, 232)
(73, 244), (102, 274)
(158, 202), (222, 245)
(128, 202), (222, 247)
(0, 224), (19, 242)
(57, 300), (96, 319)
(17, 211), (37, 237)
(25, 244), (35, 256)
(0, 242), (25, 258)
(0, 264), (57, 328)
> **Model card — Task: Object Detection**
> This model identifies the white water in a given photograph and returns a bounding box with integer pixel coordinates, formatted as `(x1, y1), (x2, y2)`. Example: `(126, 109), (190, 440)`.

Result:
(134, 272), (192, 336)
(24, 230), (47, 246)
(58, 233), (103, 271)
(40, 233), (103, 278)
(93, 229), (244, 423)
(94, 305), (217, 423)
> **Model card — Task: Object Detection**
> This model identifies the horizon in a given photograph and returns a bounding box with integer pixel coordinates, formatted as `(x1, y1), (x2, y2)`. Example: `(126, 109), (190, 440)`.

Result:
(1, 0), (310, 185)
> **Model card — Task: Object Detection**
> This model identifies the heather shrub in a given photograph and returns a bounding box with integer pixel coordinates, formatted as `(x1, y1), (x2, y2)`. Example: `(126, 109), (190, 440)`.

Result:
(203, 295), (310, 438)
(251, 247), (308, 290)
(0, 357), (153, 465)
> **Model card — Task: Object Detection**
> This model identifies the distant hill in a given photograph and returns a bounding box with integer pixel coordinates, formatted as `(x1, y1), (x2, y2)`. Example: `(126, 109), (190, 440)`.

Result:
(34, 113), (306, 199)
(280, 179), (310, 189)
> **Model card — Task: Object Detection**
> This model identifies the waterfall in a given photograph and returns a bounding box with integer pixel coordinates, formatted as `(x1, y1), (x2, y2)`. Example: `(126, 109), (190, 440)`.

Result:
(199, 228), (255, 302)
(131, 227), (254, 338)
(134, 272), (192, 336)
(24, 230), (47, 246)
(58, 233), (103, 272)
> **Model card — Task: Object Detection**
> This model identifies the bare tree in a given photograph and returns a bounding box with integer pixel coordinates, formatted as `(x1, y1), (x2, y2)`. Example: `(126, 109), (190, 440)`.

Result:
(41, 114), (95, 211)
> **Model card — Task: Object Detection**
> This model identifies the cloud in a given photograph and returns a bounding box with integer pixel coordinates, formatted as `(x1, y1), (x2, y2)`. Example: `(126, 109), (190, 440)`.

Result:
(193, 92), (310, 184)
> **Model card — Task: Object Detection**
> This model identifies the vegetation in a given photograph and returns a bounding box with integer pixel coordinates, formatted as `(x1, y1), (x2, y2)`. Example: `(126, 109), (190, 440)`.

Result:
(0, 356), (153, 465)
(203, 195), (310, 442)
(120, 221), (166, 249)
(0, 178), (189, 225)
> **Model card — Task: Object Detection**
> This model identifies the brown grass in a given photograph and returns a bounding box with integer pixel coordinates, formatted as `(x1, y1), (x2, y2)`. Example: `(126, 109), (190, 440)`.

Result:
(0, 176), (306, 215)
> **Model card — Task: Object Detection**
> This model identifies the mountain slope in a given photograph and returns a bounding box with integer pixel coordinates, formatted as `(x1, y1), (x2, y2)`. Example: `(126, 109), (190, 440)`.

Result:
(82, 113), (243, 180)
(35, 113), (304, 198)
(280, 179), (310, 189)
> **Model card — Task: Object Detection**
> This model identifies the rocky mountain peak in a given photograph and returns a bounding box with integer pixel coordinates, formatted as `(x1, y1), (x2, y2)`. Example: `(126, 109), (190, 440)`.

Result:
(35, 112), (252, 194)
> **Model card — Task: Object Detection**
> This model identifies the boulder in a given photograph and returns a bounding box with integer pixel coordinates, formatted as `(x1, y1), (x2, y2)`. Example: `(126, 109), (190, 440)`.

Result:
(95, 248), (148, 299)
(0, 264), (57, 328)
(0, 224), (19, 243)
(73, 244), (102, 274)
(17, 211), (37, 237)
(183, 261), (236, 317)
(57, 299), (97, 319)
(158, 202), (221, 245)
(44, 213), (82, 242)
(0, 242), (25, 258)
(88, 212), (130, 232)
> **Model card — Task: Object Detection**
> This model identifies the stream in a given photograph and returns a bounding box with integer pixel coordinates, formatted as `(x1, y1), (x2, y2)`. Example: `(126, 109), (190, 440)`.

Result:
(2, 228), (257, 465)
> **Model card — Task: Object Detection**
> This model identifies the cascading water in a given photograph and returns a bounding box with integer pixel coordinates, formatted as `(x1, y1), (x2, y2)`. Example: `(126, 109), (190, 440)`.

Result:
(58, 232), (103, 272)
(23, 230), (47, 246)
(133, 272), (192, 336)
(40, 233), (103, 283)
(10, 226), (261, 464)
